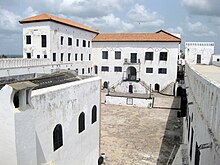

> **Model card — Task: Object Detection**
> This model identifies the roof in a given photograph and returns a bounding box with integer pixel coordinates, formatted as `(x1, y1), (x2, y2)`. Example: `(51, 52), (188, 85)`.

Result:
(92, 30), (181, 42)
(19, 13), (98, 34)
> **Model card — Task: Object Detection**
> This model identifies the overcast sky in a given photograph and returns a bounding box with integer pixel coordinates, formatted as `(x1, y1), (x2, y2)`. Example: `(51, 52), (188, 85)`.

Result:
(0, 0), (220, 55)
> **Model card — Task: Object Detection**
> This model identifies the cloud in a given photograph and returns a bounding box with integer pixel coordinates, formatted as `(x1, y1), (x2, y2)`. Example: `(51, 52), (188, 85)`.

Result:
(182, 0), (220, 16)
(23, 6), (39, 17)
(0, 7), (21, 32)
(127, 3), (164, 27)
(187, 19), (217, 37)
(167, 26), (184, 35)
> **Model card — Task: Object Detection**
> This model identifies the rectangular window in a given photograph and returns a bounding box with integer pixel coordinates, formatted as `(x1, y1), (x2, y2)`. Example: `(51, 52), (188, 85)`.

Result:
(115, 51), (121, 59)
(145, 52), (153, 60)
(88, 41), (90, 47)
(82, 68), (84, 74)
(81, 54), (83, 61)
(158, 68), (167, 74)
(101, 66), (109, 72)
(53, 53), (56, 61)
(41, 35), (47, 47)
(102, 51), (108, 59)
(68, 53), (71, 61)
(114, 66), (122, 72)
(89, 54), (91, 61)
(76, 39), (79, 47)
(68, 37), (72, 46)
(61, 53), (64, 62)
(27, 53), (31, 59)
(44, 54), (47, 58)
(146, 67), (153, 73)
(88, 68), (90, 73)
(83, 40), (86, 47)
(26, 35), (31, 44)
(61, 36), (64, 45)
(75, 53), (77, 61)
(160, 52), (167, 61)
(37, 55), (40, 59)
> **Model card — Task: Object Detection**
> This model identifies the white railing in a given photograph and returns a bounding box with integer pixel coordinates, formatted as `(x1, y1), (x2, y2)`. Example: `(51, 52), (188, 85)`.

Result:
(0, 58), (51, 69)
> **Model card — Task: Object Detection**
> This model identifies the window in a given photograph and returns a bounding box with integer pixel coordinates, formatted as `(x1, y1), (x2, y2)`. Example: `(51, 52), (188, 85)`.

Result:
(68, 37), (72, 46)
(94, 65), (98, 74)
(27, 53), (31, 59)
(88, 41), (90, 47)
(158, 68), (167, 74)
(41, 35), (47, 47)
(75, 53), (77, 61)
(83, 40), (86, 47)
(88, 68), (90, 73)
(102, 51), (108, 59)
(81, 54), (83, 61)
(217, 58), (220, 62)
(44, 54), (47, 58)
(37, 55), (40, 59)
(89, 54), (91, 61)
(101, 66), (109, 72)
(78, 112), (85, 133)
(145, 52), (153, 60)
(76, 39), (79, 47)
(26, 35), (31, 44)
(114, 66), (122, 72)
(91, 105), (97, 124)
(159, 52), (167, 61)
(61, 36), (64, 45)
(53, 53), (56, 61)
(53, 124), (63, 151)
(146, 67), (153, 73)
(68, 53), (71, 61)
(82, 68), (84, 74)
(115, 51), (121, 59)
(61, 53), (64, 62)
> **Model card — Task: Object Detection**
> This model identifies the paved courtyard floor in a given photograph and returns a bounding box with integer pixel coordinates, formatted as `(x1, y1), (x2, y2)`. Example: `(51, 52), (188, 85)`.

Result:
(100, 92), (182, 165)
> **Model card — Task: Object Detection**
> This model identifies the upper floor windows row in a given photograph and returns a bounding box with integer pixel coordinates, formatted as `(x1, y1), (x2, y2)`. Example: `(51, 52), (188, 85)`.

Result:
(52, 53), (91, 62)
(102, 51), (168, 61)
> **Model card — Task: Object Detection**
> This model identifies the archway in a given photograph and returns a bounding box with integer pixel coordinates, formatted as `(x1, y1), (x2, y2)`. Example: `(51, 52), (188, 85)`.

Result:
(103, 81), (108, 89)
(129, 85), (133, 93)
(127, 66), (136, 81)
(155, 83), (160, 92)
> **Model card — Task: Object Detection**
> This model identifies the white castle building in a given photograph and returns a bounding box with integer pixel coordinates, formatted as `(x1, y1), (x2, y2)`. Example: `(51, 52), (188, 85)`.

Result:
(185, 42), (215, 65)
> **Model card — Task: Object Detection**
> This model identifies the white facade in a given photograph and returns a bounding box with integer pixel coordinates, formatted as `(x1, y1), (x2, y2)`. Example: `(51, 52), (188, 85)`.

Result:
(185, 42), (215, 65)
(23, 21), (97, 76)
(92, 41), (180, 92)
(0, 77), (101, 165)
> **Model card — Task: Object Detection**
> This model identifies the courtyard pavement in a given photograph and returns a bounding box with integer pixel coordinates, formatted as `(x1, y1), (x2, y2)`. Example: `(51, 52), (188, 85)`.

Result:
(100, 92), (182, 165)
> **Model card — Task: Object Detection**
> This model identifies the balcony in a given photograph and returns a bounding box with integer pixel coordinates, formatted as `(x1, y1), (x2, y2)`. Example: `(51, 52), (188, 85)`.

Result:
(124, 58), (141, 65)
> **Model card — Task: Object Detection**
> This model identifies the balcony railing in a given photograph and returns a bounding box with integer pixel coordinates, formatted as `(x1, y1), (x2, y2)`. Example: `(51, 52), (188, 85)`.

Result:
(122, 76), (140, 82)
(124, 58), (141, 64)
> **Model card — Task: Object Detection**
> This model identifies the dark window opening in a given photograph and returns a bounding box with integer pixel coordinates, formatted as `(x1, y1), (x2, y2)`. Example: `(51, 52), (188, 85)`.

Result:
(89, 54), (91, 61)
(78, 112), (85, 133)
(13, 91), (19, 108)
(102, 51), (108, 59)
(88, 41), (90, 47)
(159, 52), (167, 61)
(103, 81), (108, 89)
(75, 53), (77, 61)
(26, 90), (29, 104)
(94, 65), (98, 74)
(88, 68), (90, 73)
(68, 37), (72, 46)
(53, 124), (63, 151)
(37, 55), (40, 59)
(83, 40), (86, 47)
(61, 53), (64, 62)
(53, 53), (56, 61)
(155, 83), (160, 92)
(76, 39), (79, 47)
(61, 36), (64, 45)
(146, 67), (153, 73)
(26, 35), (31, 44)
(190, 128), (194, 160)
(114, 66), (122, 72)
(115, 51), (121, 59)
(129, 85), (133, 93)
(92, 105), (97, 124)
(82, 68), (84, 74)
(41, 35), (47, 47)
(81, 54), (83, 61)
(145, 52), (153, 60)
(68, 53), (71, 61)
(101, 66), (109, 72)
(158, 68), (167, 74)
(27, 53), (31, 59)
(130, 53), (137, 63)
(44, 54), (47, 58)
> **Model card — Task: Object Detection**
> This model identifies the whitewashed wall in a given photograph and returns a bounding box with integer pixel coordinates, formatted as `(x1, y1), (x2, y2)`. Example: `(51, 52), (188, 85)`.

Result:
(92, 41), (179, 91)
(183, 62), (220, 165)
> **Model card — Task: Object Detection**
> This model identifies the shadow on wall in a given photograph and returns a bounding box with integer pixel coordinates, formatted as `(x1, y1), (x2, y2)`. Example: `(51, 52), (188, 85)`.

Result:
(36, 133), (46, 164)
(156, 96), (183, 165)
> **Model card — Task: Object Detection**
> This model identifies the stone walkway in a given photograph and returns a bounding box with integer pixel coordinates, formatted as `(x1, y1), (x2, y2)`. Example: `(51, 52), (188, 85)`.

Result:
(100, 92), (182, 165)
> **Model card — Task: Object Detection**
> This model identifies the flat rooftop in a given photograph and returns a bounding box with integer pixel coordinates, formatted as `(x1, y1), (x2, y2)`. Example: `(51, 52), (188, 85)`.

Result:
(190, 64), (220, 85)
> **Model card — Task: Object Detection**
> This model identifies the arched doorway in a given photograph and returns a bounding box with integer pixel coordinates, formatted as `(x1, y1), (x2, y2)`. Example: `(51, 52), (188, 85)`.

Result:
(127, 66), (136, 81)
(103, 81), (108, 89)
(155, 83), (160, 92)
(177, 86), (182, 96)
(129, 85), (133, 93)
